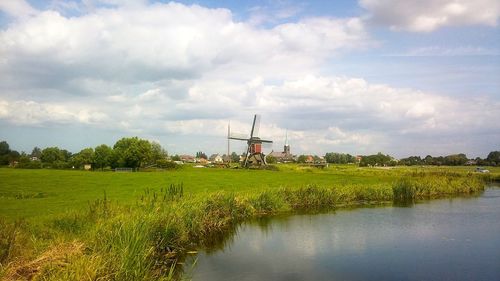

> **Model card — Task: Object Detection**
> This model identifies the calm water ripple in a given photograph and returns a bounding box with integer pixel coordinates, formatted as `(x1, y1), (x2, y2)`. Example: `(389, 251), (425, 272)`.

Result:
(189, 187), (500, 281)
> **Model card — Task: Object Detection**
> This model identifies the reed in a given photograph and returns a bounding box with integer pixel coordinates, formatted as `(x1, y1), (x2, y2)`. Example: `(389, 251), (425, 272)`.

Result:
(279, 185), (336, 209)
(393, 171), (484, 201)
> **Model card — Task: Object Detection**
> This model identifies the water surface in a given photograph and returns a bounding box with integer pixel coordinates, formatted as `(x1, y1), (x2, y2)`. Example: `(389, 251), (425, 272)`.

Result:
(190, 188), (500, 281)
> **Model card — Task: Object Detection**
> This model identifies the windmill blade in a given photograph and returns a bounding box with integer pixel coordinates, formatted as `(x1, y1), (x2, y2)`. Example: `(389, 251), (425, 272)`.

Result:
(250, 114), (261, 138)
(243, 143), (251, 167)
(228, 137), (249, 141)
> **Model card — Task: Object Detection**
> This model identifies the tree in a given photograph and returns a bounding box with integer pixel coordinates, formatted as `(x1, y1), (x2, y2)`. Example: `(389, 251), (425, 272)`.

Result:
(486, 151), (500, 166)
(196, 151), (207, 159)
(423, 155), (434, 165)
(324, 152), (356, 164)
(72, 148), (95, 169)
(31, 147), (42, 158)
(0, 141), (10, 156)
(266, 155), (277, 164)
(7, 150), (20, 164)
(60, 149), (72, 162)
(297, 155), (307, 163)
(0, 141), (11, 165)
(40, 147), (69, 168)
(230, 152), (239, 162)
(171, 154), (181, 161)
(41, 147), (65, 164)
(150, 141), (167, 164)
(399, 156), (422, 166)
(16, 154), (42, 169)
(443, 154), (467, 166)
(113, 137), (152, 169)
(359, 152), (394, 167)
(94, 144), (113, 170)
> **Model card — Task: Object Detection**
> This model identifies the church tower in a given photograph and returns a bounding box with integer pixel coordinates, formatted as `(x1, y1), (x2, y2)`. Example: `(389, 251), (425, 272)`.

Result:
(283, 130), (290, 155)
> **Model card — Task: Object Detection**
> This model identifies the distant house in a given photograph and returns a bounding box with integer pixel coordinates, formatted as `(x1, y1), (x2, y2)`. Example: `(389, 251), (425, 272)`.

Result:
(196, 158), (208, 164)
(305, 155), (314, 163)
(268, 141), (295, 163)
(209, 154), (223, 164)
(222, 155), (232, 163)
(355, 155), (362, 163)
(180, 155), (195, 163)
(465, 160), (477, 166)
(316, 156), (327, 164)
(268, 151), (294, 163)
(269, 151), (285, 159)
(30, 156), (38, 161)
(83, 164), (92, 170)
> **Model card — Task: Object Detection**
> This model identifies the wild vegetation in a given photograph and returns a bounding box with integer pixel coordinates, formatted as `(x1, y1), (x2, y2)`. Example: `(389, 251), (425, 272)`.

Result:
(0, 165), (498, 280)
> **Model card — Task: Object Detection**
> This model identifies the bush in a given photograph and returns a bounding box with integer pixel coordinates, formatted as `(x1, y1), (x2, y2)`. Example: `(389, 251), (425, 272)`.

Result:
(16, 160), (42, 169)
(156, 160), (179, 170)
(260, 165), (279, 171)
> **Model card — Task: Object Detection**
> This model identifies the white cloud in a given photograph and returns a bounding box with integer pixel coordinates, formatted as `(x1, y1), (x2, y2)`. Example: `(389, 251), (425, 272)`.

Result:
(247, 2), (304, 26)
(360, 0), (500, 32)
(0, 99), (108, 125)
(1, 73), (498, 156)
(0, 2), (370, 90)
(0, 100), (9, 117)
(405, 102), (436, 119)
(0, 0), (38, 18)
(274, 17), (370, 56)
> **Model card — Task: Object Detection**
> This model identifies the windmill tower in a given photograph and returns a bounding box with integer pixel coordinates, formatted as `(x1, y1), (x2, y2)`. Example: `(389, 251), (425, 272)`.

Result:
(228, 114), (273, 168)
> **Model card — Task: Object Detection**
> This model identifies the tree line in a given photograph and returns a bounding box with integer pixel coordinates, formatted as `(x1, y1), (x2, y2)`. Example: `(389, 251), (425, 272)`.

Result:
(0, 137), (170, 170)
(1, 138), (498, 169)
(399, 152), (499, 166)
(292, 151), (499, 167)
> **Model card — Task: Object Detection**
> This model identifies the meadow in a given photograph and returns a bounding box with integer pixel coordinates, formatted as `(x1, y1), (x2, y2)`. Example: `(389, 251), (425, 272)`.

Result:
(0, 165), (498, 280)
(0, 165), (399, 219)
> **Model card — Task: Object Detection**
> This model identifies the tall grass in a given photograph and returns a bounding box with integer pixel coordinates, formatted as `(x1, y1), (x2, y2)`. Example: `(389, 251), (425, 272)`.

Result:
(0, 171), (488, 280)
(393, 171), (483, 201)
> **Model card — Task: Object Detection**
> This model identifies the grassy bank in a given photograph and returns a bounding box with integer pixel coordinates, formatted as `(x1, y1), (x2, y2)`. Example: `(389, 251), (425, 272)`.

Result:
(0, 167), (491, 281)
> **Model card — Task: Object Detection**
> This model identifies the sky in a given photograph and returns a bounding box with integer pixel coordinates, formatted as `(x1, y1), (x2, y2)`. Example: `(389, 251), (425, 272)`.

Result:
(0, 0), (499, 158)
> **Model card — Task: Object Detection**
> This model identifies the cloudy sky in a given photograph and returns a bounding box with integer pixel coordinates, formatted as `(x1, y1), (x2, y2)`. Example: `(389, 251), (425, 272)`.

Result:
(0, 0), (499, 158)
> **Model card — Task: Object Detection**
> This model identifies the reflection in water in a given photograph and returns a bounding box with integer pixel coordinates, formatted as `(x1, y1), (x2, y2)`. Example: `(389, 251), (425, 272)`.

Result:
(189, 188), (500, 281)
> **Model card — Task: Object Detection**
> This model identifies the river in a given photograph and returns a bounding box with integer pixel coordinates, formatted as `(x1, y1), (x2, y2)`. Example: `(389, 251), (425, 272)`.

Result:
(188, 187), (500, 280)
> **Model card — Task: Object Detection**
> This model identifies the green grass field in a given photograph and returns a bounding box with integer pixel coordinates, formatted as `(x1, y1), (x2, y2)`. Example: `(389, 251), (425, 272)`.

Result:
(0, 165), (398, 219)
(0, 165), (498, 281)
(1, 165), (499, 219)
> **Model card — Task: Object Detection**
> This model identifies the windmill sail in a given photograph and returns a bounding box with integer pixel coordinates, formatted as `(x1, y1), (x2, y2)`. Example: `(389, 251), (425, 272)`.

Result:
(251, 114), (261, 137)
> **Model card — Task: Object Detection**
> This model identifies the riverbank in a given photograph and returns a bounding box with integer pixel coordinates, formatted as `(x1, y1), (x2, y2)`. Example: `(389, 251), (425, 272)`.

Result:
(0, 168), (496, 280)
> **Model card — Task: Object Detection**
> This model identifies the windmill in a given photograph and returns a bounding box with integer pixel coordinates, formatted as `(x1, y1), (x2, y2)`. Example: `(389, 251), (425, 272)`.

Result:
(228, 114), (273, 168)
